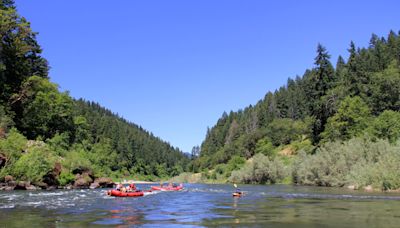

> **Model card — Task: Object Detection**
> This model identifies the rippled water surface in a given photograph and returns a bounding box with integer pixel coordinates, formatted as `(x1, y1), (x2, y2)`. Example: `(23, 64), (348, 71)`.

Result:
(1, 184), (400, 227)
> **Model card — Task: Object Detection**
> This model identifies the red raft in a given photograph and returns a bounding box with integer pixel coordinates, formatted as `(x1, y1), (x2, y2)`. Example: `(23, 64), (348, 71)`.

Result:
(107, 189), (145, 197)
(151, 184), (183, 191)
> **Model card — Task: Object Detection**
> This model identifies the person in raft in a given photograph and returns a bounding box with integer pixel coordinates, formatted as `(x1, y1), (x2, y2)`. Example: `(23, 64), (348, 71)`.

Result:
(116, 183), (128, 192)
(116, 183), (123, 191)
(128, 183), (137, 192)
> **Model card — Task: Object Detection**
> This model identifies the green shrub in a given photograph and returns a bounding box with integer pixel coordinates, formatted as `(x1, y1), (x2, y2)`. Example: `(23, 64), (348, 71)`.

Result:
(266, 119), (308, 146)
(62, 148), (92, 172)
(201, 168), (210, 179)
(46, 132), (70, 156)
(0, 129), (28, 179)
(0, 105), (13, 132)
(226, 156), (245, 171)
(12, 144), (55, 183)
(169, 172), (206, 183)
(229, 153), (287, 184)
(0, 128), (27, 162)
(292, 138), (400, 190)
(346, 141), (400, 190)
(214, 164), (226, 175)
(368, 110), (400, 143)
(321, 96), (371, 142)
(290, 139), (314, 154)
(255, 138), (275, 157)
(58, 171), (75, 186)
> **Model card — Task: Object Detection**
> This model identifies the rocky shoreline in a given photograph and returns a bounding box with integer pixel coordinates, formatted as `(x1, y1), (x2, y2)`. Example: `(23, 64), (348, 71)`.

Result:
(0, 175), (115, 191)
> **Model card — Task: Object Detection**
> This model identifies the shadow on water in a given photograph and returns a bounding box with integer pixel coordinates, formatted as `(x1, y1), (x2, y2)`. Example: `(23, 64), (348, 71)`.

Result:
(1, 184), (400, 227)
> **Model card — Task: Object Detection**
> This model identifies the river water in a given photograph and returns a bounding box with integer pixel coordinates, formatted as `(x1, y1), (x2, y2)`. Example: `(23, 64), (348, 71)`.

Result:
(1, 184), (400, 227)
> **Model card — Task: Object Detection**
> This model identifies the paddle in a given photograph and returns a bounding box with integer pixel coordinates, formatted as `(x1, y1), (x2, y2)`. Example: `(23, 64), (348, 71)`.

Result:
(234, 183), (237, 189)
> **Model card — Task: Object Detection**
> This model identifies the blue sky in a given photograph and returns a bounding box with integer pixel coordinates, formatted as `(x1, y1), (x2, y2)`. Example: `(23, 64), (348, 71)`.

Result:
(16, 0), (400, 152)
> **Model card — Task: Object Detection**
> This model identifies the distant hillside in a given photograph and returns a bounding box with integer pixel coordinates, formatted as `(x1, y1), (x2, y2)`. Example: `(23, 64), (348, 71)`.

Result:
(74, 99), (189, 176)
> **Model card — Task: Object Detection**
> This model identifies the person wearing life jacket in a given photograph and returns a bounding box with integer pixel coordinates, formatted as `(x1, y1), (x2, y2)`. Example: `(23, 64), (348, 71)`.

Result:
(235, 188), (242, 194)
(129, 183), (137, 191)
(116, 183), (123, 191)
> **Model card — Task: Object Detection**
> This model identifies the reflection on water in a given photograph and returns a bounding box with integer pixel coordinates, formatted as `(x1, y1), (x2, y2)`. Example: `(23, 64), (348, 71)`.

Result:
(1, 184), (400, 227)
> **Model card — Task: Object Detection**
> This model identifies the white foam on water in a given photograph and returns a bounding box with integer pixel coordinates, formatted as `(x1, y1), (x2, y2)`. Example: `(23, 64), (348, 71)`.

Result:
(276, 192), (400, 201)
(0, 194), (21, 201)
(28, 192), (65, 197)
(189, 188), (228, 193)
(144, 191), (160, 196)
(23, 201), (44, 207)
(0, 204), (15, 209)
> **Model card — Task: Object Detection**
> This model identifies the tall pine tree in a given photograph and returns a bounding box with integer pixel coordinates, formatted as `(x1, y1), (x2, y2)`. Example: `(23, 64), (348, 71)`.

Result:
(310, 44), (335, 143)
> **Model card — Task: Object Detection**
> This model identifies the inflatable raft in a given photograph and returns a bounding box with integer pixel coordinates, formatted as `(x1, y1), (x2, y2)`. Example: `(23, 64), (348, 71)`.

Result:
(107, 189), (145, 197)
(151, 184), (183, 191)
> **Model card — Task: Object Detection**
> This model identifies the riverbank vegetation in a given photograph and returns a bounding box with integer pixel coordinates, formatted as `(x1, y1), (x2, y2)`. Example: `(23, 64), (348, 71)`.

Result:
(1, 1), (400, 192)
(0, 1), (188, 189)
(191, 30), (400, 191)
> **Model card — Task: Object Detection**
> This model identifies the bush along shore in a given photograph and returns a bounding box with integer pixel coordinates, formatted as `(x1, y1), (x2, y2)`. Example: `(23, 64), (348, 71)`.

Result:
(177, 138), (400, 192)
(0, 130), (114, 191)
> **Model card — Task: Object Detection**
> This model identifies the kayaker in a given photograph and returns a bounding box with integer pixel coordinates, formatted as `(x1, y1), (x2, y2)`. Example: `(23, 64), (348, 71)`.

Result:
(168, 182), (173, 188)
(234, 183), (242, 194)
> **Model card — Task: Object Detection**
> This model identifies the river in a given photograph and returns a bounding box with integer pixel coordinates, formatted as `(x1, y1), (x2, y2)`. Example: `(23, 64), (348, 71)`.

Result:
(1, 184), (400, 227)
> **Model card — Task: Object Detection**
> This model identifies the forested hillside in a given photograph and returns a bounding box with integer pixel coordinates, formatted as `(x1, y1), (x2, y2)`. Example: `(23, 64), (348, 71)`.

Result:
(192, 30), (400, 190)
(0, 0), (188, 189)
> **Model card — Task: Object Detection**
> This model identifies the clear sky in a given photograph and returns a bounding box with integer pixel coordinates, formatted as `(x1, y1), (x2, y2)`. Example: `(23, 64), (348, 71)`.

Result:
(16, 0), (400, 152)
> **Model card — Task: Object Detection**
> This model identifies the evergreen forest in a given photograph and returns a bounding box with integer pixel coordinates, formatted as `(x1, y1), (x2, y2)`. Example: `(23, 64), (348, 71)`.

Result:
(189, 30), (400, 191)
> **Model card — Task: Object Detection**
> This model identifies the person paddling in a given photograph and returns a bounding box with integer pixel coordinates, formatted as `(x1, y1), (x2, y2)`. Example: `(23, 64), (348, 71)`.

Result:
(233, 183), (243, 197)
(235, 183), (241, 192)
